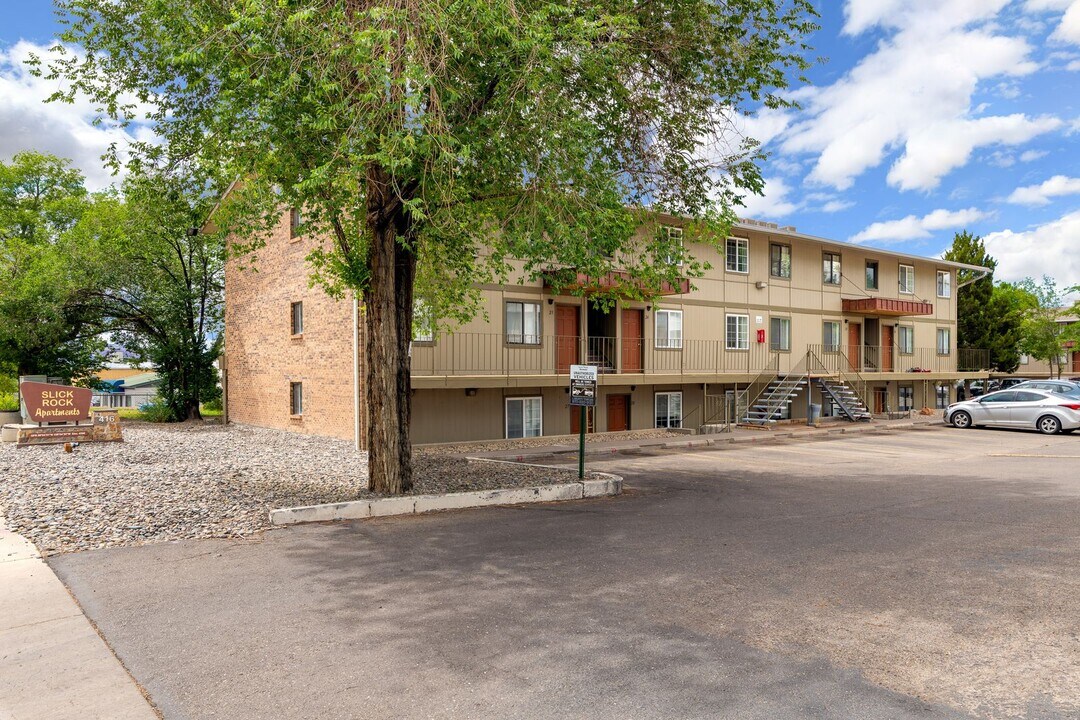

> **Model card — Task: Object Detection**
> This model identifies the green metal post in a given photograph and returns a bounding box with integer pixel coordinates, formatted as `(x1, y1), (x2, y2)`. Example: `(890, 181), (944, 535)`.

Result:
(579, 405), (586, 480)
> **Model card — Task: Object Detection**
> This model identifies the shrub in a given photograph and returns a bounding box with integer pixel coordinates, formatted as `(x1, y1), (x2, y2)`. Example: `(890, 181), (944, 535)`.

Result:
(138, 400), (175, 423)
(202, 396), (223, 412)
(0, 391), (19, 413)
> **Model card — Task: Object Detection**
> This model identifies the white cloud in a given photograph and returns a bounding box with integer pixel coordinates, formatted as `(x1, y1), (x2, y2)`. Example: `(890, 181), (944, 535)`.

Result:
(782, 2), (1059, 192)
(1006, 175), (1080, 205)
(1020, 149), (1048, 161)
(1069, 59), (1080, 70)
(1026, 0), (1080, 45)
(983, 210), (1080, 287)
(737, 177), (801, 219)
(820, 199), (855, 213)
(0, 40), (152, 191)
(850, 207), (987, 243)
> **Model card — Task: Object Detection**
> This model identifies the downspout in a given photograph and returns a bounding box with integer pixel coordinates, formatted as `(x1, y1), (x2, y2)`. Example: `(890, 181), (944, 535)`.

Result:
(353, 296), (361, 452)
(956, 268), (990, 290)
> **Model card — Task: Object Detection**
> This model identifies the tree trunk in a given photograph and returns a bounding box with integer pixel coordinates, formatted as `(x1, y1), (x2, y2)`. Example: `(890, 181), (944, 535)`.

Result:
(364, 172), (415, 494)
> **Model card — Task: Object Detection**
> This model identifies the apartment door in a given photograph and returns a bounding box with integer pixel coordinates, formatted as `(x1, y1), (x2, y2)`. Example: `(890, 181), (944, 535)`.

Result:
(1073, 351), (1080, 374)
(881, 325), (895, 372)
(570, 406), (594, 434)
(848, 323), (862, 371)
(621, 309), (644, 373)
(555, 305), (580, 373)
(607, 394), (630, 432)
(873, 387), (887, 414)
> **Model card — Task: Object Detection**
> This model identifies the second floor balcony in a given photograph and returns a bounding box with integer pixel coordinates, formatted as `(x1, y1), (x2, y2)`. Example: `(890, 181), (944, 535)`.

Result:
(409, 332), (990, 384)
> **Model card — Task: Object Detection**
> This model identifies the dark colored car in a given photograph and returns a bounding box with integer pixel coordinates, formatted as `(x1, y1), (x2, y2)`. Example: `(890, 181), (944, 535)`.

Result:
(1011, 380), (1080, 399)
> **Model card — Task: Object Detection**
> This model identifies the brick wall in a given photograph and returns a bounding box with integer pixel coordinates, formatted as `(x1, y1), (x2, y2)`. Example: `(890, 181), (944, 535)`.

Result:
(224, 212), (360, 444)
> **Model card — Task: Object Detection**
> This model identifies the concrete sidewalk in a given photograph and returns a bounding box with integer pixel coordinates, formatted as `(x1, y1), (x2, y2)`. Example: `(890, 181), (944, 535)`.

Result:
(456, 416), (946, 462)
(0, 518), (158, 720)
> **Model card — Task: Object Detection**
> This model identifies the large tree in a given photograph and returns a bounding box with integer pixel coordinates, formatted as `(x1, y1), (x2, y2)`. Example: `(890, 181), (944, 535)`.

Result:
(942, 231), (1026, 373)
(1012, 276), (1080, 379)
(0, 152), (104, 381)
(47, 0), (817, 492)
(74, 169), (225, 421)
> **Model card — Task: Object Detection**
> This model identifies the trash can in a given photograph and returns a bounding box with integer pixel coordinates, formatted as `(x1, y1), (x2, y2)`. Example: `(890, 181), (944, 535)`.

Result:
(809, 403), (821, 424)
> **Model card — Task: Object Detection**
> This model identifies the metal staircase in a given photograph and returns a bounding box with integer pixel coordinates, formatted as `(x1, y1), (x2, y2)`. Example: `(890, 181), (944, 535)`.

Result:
(816, 378), (872, 422)
(742, 374), (808, 426)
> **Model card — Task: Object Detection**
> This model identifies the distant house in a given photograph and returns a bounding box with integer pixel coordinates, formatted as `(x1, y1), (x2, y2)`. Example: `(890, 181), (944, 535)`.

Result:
(92, 371), (161, 408)
(1013, 311), (1079, 379)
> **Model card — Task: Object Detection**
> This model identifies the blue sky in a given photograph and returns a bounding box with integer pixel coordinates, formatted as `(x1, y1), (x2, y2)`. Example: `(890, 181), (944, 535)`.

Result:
(2, 1), (1079, 289)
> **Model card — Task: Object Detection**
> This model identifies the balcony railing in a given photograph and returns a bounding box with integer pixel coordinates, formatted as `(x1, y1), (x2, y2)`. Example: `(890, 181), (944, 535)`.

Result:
(409, 333), (989, 378)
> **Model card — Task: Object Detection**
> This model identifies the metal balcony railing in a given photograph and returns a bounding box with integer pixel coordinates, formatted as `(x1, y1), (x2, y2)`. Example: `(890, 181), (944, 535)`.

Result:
(409, 333), (990, 378)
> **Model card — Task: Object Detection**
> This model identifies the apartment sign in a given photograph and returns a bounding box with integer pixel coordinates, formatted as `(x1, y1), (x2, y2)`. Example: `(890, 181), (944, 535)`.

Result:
(19, 381), (93, 423)
(569, 364), (597, 407)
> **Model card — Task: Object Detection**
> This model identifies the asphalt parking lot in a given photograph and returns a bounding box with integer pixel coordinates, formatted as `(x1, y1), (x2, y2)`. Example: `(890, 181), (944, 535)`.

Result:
(51, 426), (1080, 719)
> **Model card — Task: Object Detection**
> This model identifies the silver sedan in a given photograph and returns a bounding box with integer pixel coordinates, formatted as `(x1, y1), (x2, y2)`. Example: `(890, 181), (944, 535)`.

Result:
(945, 389), (1080, 435)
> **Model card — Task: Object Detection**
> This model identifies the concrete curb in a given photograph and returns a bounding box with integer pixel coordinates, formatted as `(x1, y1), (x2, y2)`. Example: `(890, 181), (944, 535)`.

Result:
(269, 468), (623, 526)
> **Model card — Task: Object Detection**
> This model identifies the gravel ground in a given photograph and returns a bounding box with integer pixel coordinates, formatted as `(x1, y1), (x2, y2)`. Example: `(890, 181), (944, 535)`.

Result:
(418, 428), (683, 455)
(0, 423), (592, 555)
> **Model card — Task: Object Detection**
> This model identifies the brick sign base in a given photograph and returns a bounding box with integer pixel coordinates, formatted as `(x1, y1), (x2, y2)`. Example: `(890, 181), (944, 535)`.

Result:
(16, 411), (124, 447)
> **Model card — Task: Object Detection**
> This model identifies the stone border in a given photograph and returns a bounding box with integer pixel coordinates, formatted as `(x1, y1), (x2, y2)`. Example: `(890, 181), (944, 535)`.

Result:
(269, 462), (622, 526)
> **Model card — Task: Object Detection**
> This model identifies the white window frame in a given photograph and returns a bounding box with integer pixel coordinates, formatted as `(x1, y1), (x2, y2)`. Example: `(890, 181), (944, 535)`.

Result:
(290, 382), (303, 416)
(936, 270), (952, 298)
(1020, 353), (1030, 365)
(505, 301), (542, 345)
(654, 391), (683, 429)
(935, 383), (950, 409)
(865, 260), (879, 291)
(654, 309), (683, 349)
(897, 325), (914, 354)
(290, 301), (303, 336)
(505, 396), (543, 439)
(899, 264), (915, 294)
(726, 313), (749, 351)
(823, 252), (841, 286)
(769, 317), (791, 352)
(662, 225), (684, 267)
(726, 237), (749, 274)
(823, 321), (841, 352)
(937, 328), (951, 355)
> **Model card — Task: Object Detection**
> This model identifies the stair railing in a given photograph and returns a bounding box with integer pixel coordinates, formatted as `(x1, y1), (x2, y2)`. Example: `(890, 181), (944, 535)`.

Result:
(734, 352), (781, 423)
(749, 352), (811, 424)
(807, 347), (872, 419)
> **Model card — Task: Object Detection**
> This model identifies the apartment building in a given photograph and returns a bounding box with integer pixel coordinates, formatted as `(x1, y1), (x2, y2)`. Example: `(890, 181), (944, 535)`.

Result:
(222, 211), (992, 446)
(1010, 312), (1080, 379)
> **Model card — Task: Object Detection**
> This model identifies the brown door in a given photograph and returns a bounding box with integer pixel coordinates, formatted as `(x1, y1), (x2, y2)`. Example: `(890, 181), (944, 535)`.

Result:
(555, 305), (580, 373)
(873, 388), (887, 414)
(607, 394), (630, 432)
(621, 309), (643, 373)
(1073, 351), (1080, 374)
(848, 323), (862, 371)
(570, 406), (594, 434)
(881, 325), (894, 372)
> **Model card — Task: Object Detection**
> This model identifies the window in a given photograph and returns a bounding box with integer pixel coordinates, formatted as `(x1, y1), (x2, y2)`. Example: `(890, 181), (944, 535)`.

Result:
(290, 382), (303, 416)
(982, 391), (1015, 403)
(865, 261), (879, 290)
(413, 300), (434, 343)
(1015, 391), (1045, 403)
(937, 270), (952, 298)
(770, 243), (791, 278)
(726, 314), (749, 350)
(823, 321), (841, 352)
(289, 207), (302, 239)
(505, 301), (541, 345)
(823, 252), (841, 285)
(662, 225), (683, 266)
(935, 383), (950, 409)
(899, 385), (914, 411)
(937, 328), (951, 355)
(290, 301), (303, 336)
(505, 397), (543, 438)
(655, 309), (683, 349)
(726, 237), (749, 273)
(897, 325), (914, 354)
(1020, 353), (1030, 365)
(899, 264), (915, 294)
(769, 317), (791, 352)
(654, 392), (682, 429)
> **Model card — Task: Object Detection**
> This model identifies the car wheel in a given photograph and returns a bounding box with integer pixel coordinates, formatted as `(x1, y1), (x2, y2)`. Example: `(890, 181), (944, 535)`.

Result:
(1037, 415), (1062, 435)
(951, 410), (972, 429)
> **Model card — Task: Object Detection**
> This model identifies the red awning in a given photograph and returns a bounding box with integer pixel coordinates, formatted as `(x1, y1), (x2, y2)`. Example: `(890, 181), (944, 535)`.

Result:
(842, 297), (934, 316)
